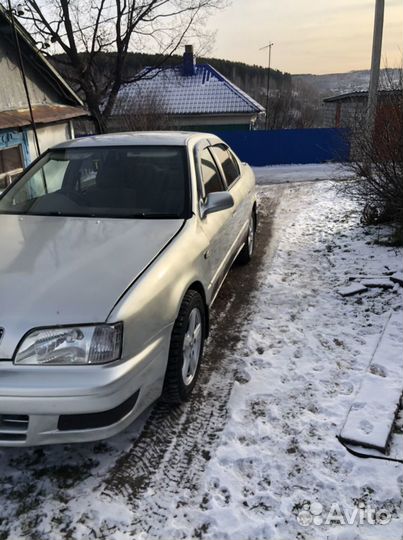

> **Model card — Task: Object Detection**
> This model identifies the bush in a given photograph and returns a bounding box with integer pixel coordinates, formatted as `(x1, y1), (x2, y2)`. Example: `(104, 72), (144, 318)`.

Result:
(342, 74), (403, 241)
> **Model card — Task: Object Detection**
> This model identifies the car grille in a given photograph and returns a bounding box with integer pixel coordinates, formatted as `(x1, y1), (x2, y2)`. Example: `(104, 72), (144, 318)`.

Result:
(0, 414), (29, 442)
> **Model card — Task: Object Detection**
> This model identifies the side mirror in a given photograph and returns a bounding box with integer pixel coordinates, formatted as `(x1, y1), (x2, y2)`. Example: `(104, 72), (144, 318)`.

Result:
(201, 191), (234, 218)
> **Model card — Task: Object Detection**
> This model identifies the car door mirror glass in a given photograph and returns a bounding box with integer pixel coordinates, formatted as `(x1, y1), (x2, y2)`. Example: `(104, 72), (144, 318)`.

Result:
(201, 191), (234, 218)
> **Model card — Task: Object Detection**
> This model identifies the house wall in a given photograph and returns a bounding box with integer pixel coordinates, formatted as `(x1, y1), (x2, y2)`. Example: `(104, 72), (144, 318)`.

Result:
(175, 114), (255, 131)
(179, 123), (251, 132)
(323, 100), (366, 128)
(27, 122), (72, 160)
(104, 113), (256, 135)
(0, 34), (64, 112)
(0, 121), (73, 190)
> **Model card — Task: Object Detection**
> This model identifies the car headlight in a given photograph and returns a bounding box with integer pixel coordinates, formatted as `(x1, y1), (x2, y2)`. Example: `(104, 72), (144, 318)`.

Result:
(14, 323), (123, 365)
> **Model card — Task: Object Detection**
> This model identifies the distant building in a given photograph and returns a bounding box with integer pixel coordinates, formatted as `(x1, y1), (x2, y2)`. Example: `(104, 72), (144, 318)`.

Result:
(110, 45), (265, 133)
(0, 5), (87, 188)
(323, 90), (402, 159)
(323, 90), (401, 128)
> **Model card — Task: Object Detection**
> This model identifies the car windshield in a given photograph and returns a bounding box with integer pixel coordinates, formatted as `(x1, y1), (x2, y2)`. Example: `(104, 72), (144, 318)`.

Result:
(0, 146), (189, 219)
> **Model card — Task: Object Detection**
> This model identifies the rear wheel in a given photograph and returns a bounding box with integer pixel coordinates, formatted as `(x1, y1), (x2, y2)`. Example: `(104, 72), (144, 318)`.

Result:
(162, 290), (205, 404)
(238, 211), (256, 264)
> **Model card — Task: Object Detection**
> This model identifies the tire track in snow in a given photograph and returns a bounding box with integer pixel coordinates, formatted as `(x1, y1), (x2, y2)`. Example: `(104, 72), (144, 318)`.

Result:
(101, 187), (286, 535)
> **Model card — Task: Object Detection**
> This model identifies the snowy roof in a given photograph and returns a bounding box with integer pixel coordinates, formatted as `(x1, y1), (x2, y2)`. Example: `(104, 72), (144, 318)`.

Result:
(112, 64), (265, 117)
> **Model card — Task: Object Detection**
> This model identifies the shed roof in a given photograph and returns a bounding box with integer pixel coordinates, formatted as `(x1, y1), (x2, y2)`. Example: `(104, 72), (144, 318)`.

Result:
(323, 89), (400, 103)
(0, 104), (87, 130)
(112, 64), (265, 117)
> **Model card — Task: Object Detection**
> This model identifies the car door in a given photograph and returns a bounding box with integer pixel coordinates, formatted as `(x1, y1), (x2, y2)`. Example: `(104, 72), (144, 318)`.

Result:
(196, 145), (233, 301)
(210, 143), (251, 253)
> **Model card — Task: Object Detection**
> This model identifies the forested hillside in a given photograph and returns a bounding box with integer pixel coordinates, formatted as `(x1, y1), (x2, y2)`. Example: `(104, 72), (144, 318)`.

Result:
(52, 51), (291, 108)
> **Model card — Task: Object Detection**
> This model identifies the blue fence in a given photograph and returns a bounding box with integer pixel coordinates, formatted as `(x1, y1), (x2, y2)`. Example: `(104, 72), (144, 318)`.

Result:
(214, 128), (350, 166)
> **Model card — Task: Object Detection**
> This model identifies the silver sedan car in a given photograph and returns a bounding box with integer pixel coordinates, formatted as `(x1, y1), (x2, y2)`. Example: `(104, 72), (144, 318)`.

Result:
(0, 132), (256, 446)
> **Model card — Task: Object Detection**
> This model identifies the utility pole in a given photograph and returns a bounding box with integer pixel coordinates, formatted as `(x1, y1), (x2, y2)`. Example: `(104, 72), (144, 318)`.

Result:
(367, 0), (385, 140)
(260, 42), (274, 130)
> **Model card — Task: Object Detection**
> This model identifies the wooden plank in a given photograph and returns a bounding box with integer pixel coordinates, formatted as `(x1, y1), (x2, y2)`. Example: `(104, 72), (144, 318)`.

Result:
(338, 283), (368, 297)
(391, 272), (403, 286)
(339, 311), (403, 453)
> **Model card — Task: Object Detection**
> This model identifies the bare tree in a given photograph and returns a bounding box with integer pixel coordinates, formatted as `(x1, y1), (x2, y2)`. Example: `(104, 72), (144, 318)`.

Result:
(341, 70), (403, 241)
(108, 90), (171, 131)
(255, 79), (323, 130)
(13, 0), (226, 132)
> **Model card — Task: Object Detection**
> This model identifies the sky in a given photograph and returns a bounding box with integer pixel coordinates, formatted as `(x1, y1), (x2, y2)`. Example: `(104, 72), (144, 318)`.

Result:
(208, 0), (403, 75)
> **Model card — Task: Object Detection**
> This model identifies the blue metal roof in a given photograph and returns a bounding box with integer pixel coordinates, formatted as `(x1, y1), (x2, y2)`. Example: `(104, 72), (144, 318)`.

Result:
(112, 64), (265, 116)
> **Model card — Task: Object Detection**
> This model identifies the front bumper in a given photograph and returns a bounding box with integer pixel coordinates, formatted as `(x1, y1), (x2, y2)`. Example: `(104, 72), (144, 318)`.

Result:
(0, 336), (168, 446)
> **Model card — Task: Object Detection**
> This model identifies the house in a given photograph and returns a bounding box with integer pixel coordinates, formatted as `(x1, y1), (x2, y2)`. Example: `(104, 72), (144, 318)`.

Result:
(0, 5), (87, 189)
(323, 90), (401, 129)
(110, 45), (265, 133)
(323, 90), (402, 158)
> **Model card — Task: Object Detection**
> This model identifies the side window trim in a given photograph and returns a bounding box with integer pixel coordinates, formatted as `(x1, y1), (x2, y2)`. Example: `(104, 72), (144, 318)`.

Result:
(228, 148), (241, 182)
(195, 142), (226, 200)
(208, 145), (229, 190)
(210, 143), (241, 190)
(194, 140), (209, 201)
(206, 147), (226, 192)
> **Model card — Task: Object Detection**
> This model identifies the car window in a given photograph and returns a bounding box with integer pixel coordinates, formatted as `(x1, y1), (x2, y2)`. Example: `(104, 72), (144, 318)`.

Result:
(211, 145), (240, 188)
(200, 148), (224, 195)
(0, 146), (190, 219)
(11, 158), (68, 206)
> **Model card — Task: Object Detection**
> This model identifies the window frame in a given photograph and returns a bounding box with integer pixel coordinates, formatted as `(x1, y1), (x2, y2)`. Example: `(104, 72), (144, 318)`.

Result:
(0, 145), (193, 220)
(0, 145), (24, 190)
(199, 146), (226, 197)
(193, 140), (225, 201)
(209, 143), (241, 190)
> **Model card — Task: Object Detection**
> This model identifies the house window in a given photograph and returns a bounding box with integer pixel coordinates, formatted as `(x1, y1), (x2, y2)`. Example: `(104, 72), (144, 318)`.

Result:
(0, 145), (24, 190)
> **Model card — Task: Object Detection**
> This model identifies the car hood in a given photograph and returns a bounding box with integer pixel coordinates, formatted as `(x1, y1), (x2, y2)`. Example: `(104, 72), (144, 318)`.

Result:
(0, 214), (183, 358)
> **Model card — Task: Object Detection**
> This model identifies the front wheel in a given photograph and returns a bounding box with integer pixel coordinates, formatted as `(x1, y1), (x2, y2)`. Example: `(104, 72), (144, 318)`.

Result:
(162, 290), (205, 404)
(237, 212), (256, 264)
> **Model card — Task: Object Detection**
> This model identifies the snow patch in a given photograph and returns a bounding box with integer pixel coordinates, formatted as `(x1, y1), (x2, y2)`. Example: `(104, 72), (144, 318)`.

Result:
(253, 163), (355, 184)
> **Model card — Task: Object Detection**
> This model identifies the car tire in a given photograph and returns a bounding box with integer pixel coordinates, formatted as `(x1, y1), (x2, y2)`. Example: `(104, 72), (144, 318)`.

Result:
(237, 211), (256, 264)
(162, 290), (206, 404)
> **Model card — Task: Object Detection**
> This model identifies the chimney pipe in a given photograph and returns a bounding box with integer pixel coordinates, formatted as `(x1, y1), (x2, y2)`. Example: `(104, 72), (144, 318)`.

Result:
(183, 44), (196, 76)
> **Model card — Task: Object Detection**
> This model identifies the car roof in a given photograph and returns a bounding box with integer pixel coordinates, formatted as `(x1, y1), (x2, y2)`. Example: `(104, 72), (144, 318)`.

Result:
(53, 131), (217, 149)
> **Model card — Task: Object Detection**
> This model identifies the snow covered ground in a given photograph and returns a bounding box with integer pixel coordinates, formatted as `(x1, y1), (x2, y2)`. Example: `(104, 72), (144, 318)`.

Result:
(0, 173), (402, 540)
(253, 163), (355, 184)
(151, 182), (403, 540)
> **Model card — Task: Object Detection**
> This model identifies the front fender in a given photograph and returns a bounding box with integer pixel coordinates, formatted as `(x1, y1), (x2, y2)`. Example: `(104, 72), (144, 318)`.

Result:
(107, 216), (210, 360)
